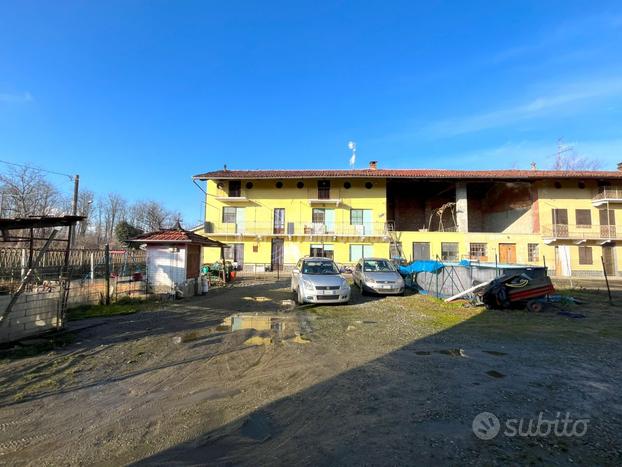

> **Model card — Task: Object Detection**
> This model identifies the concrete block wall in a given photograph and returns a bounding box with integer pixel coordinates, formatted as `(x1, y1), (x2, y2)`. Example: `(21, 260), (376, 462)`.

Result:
(0, 292), (61, 343)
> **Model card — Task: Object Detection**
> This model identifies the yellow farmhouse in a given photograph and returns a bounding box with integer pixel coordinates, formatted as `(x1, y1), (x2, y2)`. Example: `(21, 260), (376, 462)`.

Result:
(193, 162), (622, 278)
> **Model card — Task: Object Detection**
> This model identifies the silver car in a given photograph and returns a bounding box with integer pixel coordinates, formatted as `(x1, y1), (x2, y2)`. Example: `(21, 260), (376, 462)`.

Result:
(291, 257), (351, 305)
(352, 257), (405, 295)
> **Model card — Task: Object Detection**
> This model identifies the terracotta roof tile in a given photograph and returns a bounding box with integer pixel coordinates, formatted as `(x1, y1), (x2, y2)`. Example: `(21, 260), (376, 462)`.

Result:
(193, 168), (622, 180)
(131, 228), (225, 247)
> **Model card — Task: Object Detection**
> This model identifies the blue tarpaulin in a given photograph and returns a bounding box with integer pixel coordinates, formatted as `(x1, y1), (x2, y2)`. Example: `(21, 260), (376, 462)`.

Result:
(399, 260), (445, 275)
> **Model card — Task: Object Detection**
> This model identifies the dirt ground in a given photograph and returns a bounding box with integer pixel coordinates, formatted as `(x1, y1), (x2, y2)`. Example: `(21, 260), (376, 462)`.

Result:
(1, 278), (621, 466)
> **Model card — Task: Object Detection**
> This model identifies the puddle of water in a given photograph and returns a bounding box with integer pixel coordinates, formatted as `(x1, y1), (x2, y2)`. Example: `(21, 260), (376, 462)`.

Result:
(483, 350), (507, 357)
(486, 370), (506, 379)
(220, 313), (310, 346)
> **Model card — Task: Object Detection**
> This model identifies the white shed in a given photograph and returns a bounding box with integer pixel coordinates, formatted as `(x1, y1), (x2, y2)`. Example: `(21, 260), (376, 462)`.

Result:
(130, 223), (225, 296)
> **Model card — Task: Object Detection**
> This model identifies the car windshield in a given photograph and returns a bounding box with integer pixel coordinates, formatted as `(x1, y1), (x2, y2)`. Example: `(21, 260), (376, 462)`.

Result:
(302, 261), (340, 275)
(363, 260), (395, 272)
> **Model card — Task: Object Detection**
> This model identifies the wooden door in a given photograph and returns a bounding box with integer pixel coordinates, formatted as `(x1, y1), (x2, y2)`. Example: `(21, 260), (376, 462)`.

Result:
(602, 245), (615, 275)
(271, 239), (284, 271)
(499, 243), (517, 264)
(412, 242), (430, 261)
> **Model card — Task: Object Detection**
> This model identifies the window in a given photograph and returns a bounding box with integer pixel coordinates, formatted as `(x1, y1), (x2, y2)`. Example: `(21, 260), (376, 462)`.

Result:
(273, 208), (285, 234)
(578, 246), (593, 265)
(310, 244), (334, 259)
(222, 207), (238, 223)
(318, 180), (330, 199)
(576, 209), (591, 228)
(350, 209), (364, 225)
(441, 242), (459, 261)
(350, 209), (372, 234)
(312, 208), (325, 223)
(469, 243), (487, 260)
(310, 209), (334, 234)
(528, 243), (539, 262)
(223, 244), (244, 269)
(552, 209), (568, 225)
(349, 244), (373, 262)
(228, 180), (241, 197)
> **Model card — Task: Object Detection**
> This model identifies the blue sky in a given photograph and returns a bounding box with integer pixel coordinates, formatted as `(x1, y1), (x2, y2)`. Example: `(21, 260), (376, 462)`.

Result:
(1, 1), (622, 225)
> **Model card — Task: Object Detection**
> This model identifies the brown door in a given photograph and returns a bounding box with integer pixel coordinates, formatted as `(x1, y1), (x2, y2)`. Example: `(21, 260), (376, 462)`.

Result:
(599, 209), (616, 238)
(602, 245), (615, 275)
(271, 239), (284, 271)
(499, 243), (517, 264)
(552, 209), (568, 237)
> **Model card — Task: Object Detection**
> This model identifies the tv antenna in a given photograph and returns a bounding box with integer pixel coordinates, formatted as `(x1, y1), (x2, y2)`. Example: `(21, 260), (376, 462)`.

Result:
(348, 141), (356, 168)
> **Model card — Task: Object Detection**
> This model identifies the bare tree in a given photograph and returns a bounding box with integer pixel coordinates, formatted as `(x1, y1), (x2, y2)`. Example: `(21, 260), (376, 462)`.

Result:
(76, 189), (95, 238)
(103, 193), (127, 242)
(551, 140), (602, 171)
(129, 200), (174, 232)
(0, 165), (61, 217)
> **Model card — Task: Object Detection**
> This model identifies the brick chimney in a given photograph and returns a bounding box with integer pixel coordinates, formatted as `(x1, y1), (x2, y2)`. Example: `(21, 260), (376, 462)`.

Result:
(369, 161), (378, 170)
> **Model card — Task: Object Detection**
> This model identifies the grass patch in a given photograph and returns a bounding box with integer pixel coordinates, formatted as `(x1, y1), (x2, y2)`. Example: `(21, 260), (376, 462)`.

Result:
(67, 297), (160, 321)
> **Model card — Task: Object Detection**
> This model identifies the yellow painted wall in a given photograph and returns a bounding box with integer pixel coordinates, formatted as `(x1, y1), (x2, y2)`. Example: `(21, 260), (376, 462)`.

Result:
(397, 231), (544, 264)
(205, 178), (386, 234)
(537, 180), (621, 274)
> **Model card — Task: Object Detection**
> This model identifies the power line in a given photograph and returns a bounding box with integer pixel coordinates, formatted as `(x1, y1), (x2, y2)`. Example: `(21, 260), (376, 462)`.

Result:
(0, 159), (75, 180)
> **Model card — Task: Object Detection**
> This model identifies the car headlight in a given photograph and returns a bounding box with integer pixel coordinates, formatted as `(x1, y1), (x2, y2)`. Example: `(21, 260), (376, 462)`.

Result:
(302, 279), (314, 290)
(365, 277), (375, 284)
(340, 280), (349, 290)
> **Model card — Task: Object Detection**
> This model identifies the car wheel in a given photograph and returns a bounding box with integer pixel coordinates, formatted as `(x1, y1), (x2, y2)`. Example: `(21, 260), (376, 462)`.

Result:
(296, 287), (304, 305)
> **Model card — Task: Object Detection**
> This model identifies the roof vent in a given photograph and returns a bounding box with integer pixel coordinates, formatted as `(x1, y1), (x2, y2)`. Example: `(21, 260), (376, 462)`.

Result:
(530, 162), (537, 170)
(369, 161), (378, 170)
(618, 162), (622, 171)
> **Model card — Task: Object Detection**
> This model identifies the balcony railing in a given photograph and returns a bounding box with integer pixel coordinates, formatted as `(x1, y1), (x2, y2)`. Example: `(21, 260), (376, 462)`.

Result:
(592, 187), (622, 206)
(542, 224), (620, 240)
(207, 221), (391, 237)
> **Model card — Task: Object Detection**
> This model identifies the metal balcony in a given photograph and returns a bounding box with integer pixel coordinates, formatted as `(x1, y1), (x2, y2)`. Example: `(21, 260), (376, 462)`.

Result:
(592, 187), (622, 207)
(207, 221), (391, 238)
(542, 224), (620, 243)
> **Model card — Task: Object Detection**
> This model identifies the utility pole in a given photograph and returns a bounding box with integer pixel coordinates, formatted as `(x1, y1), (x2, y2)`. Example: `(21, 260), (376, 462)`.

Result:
(72, 174), (80, 216)
(69, 174), (79, 248)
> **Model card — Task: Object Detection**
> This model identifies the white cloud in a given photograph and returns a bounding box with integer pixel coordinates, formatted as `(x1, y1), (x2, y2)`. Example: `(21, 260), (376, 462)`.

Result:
(0, 92), (33, 103)
(420, 78), (622, 138)
(415, 139), (622, 170)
